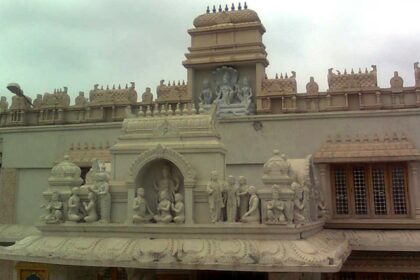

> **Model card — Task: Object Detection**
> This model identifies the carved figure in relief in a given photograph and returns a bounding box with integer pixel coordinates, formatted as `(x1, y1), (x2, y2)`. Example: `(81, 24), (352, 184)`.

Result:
(41, 191), (64, 224)
(237, 176), (249, 218)
(172, 193), (185, 224)
(154, 165), (179, 203)
(238, 77), (253, 104)
(0, 96), (8, 112)
(414, 62), (420, 87)
(216, 72), (235, 105)
(142, 87), (153, 103)
(293, 183), (306, 224)
(225, 175), (239, 223)
(241, 186), (260, 223)
(67, 187), (84, 222)
(133, 187), (154, 223)
(207, 170), (224, 223)
(154, 190), (173, 223)
(75, 91), (88, 107)
(83, 190), (98, 223)
(199, 79), (213, 105)
(266, 185), (286, 224)
(33, 94), (43, 109)
(390, 71), (404, 89)
(306, 77), (319, 95)
(92, 171), (111, 223)
(314, 189), (327, 219)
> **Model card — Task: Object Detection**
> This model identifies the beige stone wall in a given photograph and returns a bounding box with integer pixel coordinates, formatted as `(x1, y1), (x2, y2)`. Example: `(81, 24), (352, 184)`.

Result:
(0, 168), (17, 224)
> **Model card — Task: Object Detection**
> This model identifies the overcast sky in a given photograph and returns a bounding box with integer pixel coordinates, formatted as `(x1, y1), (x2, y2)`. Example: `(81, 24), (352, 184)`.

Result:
(1, 0), (419, 102)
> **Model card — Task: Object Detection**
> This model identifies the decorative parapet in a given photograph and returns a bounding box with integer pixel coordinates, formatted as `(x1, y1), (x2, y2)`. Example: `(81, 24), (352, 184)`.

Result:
(68, 142), (112, 166)
(261, 72), (297, 96)
(155, 80), (188, 103)
(89, 82), (137, 106)
(327, 65), (378, 92)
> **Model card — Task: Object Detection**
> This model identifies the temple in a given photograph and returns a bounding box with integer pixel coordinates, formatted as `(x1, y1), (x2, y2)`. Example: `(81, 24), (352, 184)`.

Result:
(1, 3), (420, 280)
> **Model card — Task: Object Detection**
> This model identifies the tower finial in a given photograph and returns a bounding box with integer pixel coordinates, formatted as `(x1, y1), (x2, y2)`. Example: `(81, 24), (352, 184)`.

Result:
(244, 2), (248, 9)
(238, 2), (242, 10)
(212, 5), (216, 13)
(231, 3), (235, 10)
(218, 4), (222, 12)
(206, 5), (210, 13)
(225, 4), (229, 11)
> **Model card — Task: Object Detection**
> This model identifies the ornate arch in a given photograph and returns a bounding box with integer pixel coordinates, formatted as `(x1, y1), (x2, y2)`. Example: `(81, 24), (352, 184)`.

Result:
(129, 144), (196, 184)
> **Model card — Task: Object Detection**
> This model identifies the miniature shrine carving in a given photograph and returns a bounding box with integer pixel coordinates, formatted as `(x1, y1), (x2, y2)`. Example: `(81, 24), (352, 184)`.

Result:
(41, 191), (64, 224)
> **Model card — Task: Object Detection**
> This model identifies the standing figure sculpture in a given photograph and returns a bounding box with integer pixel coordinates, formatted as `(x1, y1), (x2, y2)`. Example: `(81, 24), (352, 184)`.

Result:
(238, 77), (253, 105)
(266, 185), (286, 224)
(93, 171), (111, 223)
(216, 72), (235, 105)
(241, 186), (260, 223)
(199, 79), (213, 105)
(172, 193), (185, 224)
(207, 170), (224, 223)
(154, 190), (173, 223)
(41, 191), (64, 224)
(293, 184), (307, 224)
(83, 190), (98, 223)
(133, 187), (154, 223)
(225, 175), (239, 223)
(67, 187), (84, 222)
(154, 165), (179, 203)
(237, 176), (249, 218)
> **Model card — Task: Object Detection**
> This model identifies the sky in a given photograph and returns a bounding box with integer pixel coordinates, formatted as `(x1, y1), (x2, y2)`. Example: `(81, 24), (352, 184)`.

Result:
(0, 0), (419, 102)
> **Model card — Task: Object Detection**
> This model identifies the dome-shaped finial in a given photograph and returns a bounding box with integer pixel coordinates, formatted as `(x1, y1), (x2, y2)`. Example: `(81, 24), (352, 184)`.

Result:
(238, 2), (242, 10)
(206, 5), (210, 13)
(231, 3), (235, 10)
(218, 4), (222, 12)
(212, 5), (216, 13)
(225, 4), (229, 11)
(244, 2), (248, 9)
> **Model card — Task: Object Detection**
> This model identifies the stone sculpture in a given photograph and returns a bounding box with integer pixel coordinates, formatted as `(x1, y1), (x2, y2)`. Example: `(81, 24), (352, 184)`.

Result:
(216, 71), (236, 105)
(306, 77), (319, 95)
(133, 187), (154, 223)
(225, 175), (239, 222)
(314, 189), (327, 219)
(154, 165), (179, 203)
(266, 185), (286, 224)
(41, 191), (64, 224)
(293, 183), (306, 224)
(415, 62), (420, 87)
(83, 190), (98, 223)
(142, 87), (153, 103)
(0, 96), (8, 112)
(75, 91), (88, 107)
(172, 193), (185, 224)
(92, 170), (111, 223)
(390, 71), (404, 89)
(33, 94), (43, 109)
(241, 186), (260, 223)
(199, 79), (213, 105)
(67, 187), (84, 222)
(154, 190), (173, 223)
(238, 77), (253, 104)
(237, 176), (249, 218)
(207, 170), (224, 223)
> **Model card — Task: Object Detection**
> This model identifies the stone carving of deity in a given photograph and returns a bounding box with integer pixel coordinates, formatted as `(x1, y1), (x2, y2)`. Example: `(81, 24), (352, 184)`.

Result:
(33, 94), (43, 109)
(306, 77), (319, 95)
(75, 91), (88, 107)
(238, 77), (253, 105)
(154, 190), (173, 223)
(415, 62), (420, 87)
(67, 187), (84, 222)
(154, 165), (179, 203)
(83, 190), (98, 223)
(390, 71), (404, 89)
(172, 193), (185, 224)
(293, 183), (307, 224)
(0, 96), (8, 113)
(41, 191), (64, 224)
(266, 185), (286, 224)
(199, 79), (213, 105)
(142, 87), (153, 103)
(207, 170), (224, 223)
(92, 171), (111, 223)
(241, 186), (260, 223)
(237, 176), (249, 218)
(216, 72), (235, 105)
(314, 189), (327, 219)
(133, 187), (154, 223)
(225, 175), (239, 223)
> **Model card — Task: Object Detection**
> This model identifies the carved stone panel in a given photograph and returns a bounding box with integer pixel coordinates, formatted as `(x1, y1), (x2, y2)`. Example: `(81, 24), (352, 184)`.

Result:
(0, 168), (17, 224)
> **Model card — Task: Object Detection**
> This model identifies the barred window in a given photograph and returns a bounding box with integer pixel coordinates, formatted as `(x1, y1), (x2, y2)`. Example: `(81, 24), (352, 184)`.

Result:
(332, 163), (409, 218)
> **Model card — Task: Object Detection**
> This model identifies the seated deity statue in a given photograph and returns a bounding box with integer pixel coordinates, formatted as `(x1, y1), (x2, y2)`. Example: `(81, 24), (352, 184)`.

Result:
(0, 96), (8, 112)
(83, 190), (98, 223)
(67, 187), (84, 222)
(154, 190), (173, 223)
(207, 170), (224, 223)
(142, 87), (153, 103)
(293, 184), (307, 224)
(41, 191), (64, 224)
(92, 170), (111, 223)
(171, 193), (185, 224)
(33, 94), (43, 109)
(154, 165), (179, 203)
(133, 187), (154, 223)
(266, 185), (286, 224)
(225, 175), (239, 223)
(75, 91), (88, 107)
(199, 79), (213, 105)
(216, 72), (235, 105)
(315, 189), (327, 219)
(241, 186), (260, 223)
(238, 77), (253, 104)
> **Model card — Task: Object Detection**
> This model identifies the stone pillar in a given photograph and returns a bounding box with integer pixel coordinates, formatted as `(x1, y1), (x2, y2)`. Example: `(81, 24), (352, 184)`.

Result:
(187, 68), (194, 101)
(184, 181), (195, 224)
(408, 162), (420, 219)
(125, 181), (135, 224)
(0, 168), (18, 224)
(317, 164), (332, 219)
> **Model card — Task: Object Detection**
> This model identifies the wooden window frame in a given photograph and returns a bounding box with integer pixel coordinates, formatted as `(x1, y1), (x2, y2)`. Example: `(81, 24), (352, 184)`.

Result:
(331, 162), (410, 219)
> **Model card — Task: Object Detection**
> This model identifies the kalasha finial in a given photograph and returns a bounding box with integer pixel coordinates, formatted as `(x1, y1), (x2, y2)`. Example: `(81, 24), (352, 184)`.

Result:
(225, 4), (229, 11)
(218, 4), (222, 12)
(212, 5), (216, 13)
(231, 3), (235, 10)
(244, 2), (248, 9)
(206, 5), (210, 13)
(238, 2), (242, 10)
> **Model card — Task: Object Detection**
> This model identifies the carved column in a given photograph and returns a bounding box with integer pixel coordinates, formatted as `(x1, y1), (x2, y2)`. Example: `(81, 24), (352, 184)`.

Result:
(0, 168), (18, 224)
(184, 181), (195, 224)
(317, 164), (332, 219)
(408, 162), (420, 219)
(125, 181), (135, 224)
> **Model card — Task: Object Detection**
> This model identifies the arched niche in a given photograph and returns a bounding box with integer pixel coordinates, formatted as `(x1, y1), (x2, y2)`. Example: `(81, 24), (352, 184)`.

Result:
(135, 158), (184, 213)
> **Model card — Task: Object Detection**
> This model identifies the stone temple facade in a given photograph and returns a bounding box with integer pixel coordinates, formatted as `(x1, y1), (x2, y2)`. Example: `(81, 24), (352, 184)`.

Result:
(1, 3), (420, 280)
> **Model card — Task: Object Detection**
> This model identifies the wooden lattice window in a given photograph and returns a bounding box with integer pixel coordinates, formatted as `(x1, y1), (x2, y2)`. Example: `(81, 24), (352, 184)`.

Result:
(331, 163), (409, 218)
